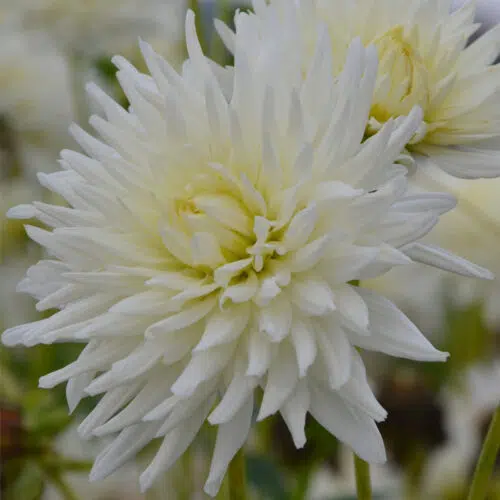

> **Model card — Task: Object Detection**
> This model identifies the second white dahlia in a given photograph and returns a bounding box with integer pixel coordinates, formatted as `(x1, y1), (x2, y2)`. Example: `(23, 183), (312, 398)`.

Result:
(219, 0), (500, 178)
(2, 11), (492, 496)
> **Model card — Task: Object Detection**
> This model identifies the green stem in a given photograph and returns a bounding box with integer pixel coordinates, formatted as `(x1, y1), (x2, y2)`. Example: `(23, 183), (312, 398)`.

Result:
(467, 405), (500, 500)
(179, 450), (192, 500)
(404, 447), (427, 500)
(292, 466), (312, 500)
(228, 448), (247, 500)
(354, 454), (372, 500)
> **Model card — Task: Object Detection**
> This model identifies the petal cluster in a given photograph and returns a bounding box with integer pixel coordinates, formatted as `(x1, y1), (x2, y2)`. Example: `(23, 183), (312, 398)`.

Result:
(1, 9), (493, 497)
(220, 0), (500, 178)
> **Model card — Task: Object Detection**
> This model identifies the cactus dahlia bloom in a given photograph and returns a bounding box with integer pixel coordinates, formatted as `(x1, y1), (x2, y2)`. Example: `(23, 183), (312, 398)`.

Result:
(1, 11), (492, 497)
(218, 0), (500, 178)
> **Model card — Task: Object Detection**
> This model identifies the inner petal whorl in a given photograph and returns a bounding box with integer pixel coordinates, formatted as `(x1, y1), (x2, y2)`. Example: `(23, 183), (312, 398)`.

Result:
(370, 26), (431, 125)
(161, 169), (311, 306)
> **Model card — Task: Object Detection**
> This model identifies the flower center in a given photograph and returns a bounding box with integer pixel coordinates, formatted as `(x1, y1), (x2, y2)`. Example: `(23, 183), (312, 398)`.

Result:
(169, 177), (282, 268)
(370, 26), (430, 126)
(161, 167), (305, 307)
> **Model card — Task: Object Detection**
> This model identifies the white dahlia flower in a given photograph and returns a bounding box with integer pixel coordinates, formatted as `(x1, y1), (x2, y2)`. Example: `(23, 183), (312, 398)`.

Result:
(217, 0), (500, 178)
(1, 12), (492, 496)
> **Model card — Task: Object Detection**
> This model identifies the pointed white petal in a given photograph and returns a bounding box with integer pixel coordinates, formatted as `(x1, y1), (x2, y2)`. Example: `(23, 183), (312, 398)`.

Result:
(280, 379), (310, 448)
(281, 204), (317, 252)
(291, 279), (336, 316)
(337, 351), (387, 422)
(334, 284), (370, 334)
(194, 304), (251, 351)
(219, 271), (259, 307)
(257, 343), (298, 421)
(289, 235), (331, 273)
(350, 289), (448, 361)
(78, 384), (141, 439)
(209, 372), (258, 425)
(171, 342), (235, 397)
(404, 243), (494, 280)
(40, 339), (137, 389)
(204, 396), (253, 497)
(258, 294), (292, 343)
(317, 323), (352, 389)
(325, 246), (380, 284)
(139, 398), (213, 492)
(246, 329), (273, 377)
(109, 291), (172, 316)
(93, 372), (175, 436)
(191, 232), (225, 268)
(418, 146), (500, 179)
(90, 422), (161, 481)
(145, 297), (216, 338)
(310, 385), (386, 464)
(290, 319), (317, 377)
(7, 204), (37, 219)
(66, 372), (96, 414)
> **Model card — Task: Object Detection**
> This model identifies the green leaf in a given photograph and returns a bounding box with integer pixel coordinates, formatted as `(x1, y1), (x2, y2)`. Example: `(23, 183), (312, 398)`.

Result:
(23, 389), (73, 438)
(443, 302), (493, 379)
(27, 407), (72, 438)
(94, 56), (118, 82)
(321, 494), (387, 500)
(0, 358), (24, 404)
(4, 461), (44, 500)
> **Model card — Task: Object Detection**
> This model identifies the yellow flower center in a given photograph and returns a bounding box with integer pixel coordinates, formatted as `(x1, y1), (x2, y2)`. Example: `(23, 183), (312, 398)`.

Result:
(160, 166), (303, 305)
(370, 26), (430, 125)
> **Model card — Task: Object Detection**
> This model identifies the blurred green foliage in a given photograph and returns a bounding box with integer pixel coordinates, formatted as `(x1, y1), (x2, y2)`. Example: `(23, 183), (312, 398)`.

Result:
(1, 343), (90, 500)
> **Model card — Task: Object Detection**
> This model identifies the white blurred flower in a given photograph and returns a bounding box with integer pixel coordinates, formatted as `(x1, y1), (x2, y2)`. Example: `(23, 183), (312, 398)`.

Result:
(42, 422), (143, 500)
(0, 30), (74, 177)
(218, 0), (500, 179)
(1, 11), (492, 497)
(447, 361), (500, 434)
(421, 361), (500, 498)
(6, 0), (186, 58)
(308, 446), (400, 499)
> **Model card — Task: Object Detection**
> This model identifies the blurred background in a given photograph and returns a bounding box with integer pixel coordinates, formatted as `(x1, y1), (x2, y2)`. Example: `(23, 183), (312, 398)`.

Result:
(1, 1), (499, 499)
